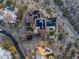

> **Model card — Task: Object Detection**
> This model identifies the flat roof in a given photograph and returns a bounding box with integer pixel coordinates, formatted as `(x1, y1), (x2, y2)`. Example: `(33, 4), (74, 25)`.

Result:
(46, 18), (56, 27)
(35, 18), (45, 29)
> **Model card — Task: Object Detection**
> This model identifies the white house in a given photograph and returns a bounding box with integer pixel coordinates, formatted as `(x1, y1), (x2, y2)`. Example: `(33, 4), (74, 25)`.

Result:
(0, 6), (18, 24)
(0, 47), (12, 59)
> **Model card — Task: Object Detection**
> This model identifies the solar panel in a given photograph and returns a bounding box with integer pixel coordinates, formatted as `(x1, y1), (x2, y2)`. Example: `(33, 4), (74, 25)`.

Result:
(46, 20), (56, 27)
(36, 19), (45, 29)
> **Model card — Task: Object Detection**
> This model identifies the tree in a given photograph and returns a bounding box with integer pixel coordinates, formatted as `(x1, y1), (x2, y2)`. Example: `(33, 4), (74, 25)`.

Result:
(49, 31), (54, 36)
(11, 2), (16, 7)
(54, 0), (63, 6)
(58, 33), (64, 41)
(15, 4), (27, 29)
(62, 9), (69, 17)
(6, 0), (13, 6)
(17, 4), (27, 20)
(45, 8), (53, 14)
(0, 0), (4, 3)
(0, 3), (5, 8)
(34, 0), (39, 3)
(44, 0), (50, 5)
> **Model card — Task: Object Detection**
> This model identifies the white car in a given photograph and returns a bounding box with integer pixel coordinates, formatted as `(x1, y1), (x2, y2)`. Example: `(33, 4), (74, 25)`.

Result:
(49, 36), (55, 39)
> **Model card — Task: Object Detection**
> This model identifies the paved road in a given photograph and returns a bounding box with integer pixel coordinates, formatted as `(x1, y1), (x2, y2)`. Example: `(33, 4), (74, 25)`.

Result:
(0, 29), (25, 59)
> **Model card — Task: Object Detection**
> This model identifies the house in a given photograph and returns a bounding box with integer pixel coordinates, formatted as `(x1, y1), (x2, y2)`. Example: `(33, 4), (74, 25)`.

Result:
(36, 41), (53, 59)
(35, 18), (46, 29)
(34, 18), (57, 39)
(35, 18), (47, 38)
(46, 18), (56, 31)
(0, 6), (18, 24)
(27, 9), (57, 39)
(0, 47), (12, 59)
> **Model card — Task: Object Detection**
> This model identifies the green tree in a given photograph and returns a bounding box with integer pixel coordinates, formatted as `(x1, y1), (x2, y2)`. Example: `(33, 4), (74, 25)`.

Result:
(62, 9), (69, 17)
(58, 33), (64, 41)
(17, 4), (27, 20)
(15, 4), (27, 29)
(34, 0), (39, 2)
(54, 0), (63, 6)
(6, 0), (13, 6)
(44, 0), (50, 5)
(45, 8), (53, 14)
(0, 0), (4, 3)
(49, 31), (54, 36)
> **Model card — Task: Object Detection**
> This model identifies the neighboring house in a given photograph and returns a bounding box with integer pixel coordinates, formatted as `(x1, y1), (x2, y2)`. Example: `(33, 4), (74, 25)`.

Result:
(0, 6), (18, 24)
(36, 42), (53, 59)
(0, 47), (12, 59)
